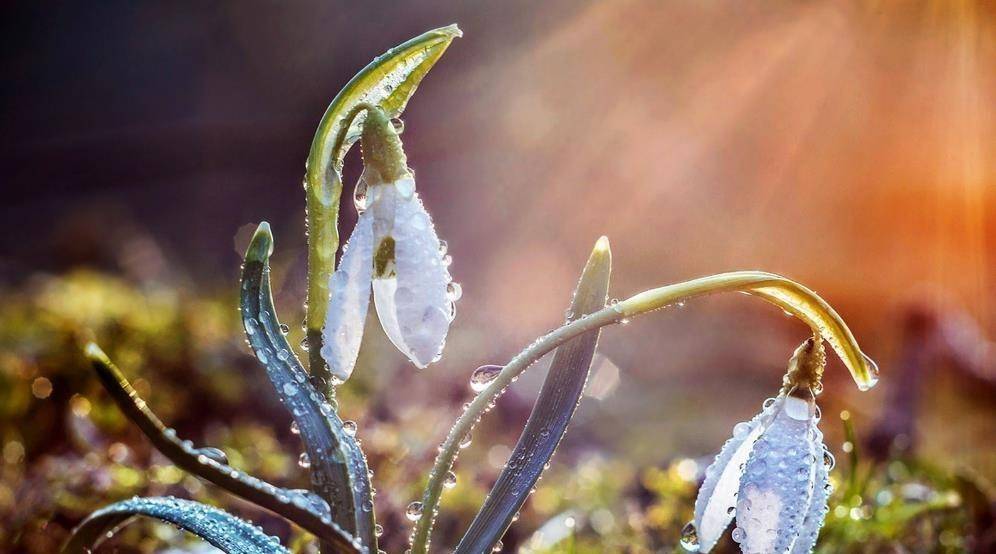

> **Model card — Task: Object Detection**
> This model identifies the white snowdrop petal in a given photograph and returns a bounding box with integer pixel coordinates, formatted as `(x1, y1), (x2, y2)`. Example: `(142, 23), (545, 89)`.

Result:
(320, 212), (374, 382)
(694, 398), (781, 552)
(390, 181), (452, 367)
(790, 431), (830, 554)
(734, 396), (818, 554)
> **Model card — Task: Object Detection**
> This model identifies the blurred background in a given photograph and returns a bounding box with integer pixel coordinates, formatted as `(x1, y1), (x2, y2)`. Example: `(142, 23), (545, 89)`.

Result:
(1, 1), (993, 552)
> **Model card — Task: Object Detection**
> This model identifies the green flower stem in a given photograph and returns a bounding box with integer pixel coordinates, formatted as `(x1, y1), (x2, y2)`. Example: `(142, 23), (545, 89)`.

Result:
(83, 344), (361, 553)
(410, 270), (877, 553)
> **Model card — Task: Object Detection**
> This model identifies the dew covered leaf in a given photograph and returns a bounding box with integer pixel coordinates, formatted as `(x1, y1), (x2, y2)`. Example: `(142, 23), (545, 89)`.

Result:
(63, 496), (289, 554)
(241, 223), (376, 550)
(303, 24), (461, 377)
(455, 237), (611, 554)
(84, 344), (360, 552)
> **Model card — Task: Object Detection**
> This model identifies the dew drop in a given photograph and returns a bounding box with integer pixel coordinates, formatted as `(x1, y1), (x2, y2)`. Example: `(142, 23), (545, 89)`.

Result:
(823, 449), (836, 470)
(299, 337), (310, 351)
(679, 521), (700, 551)
(343, 420), (358, 436)
(298, 452), (311, 468)
(732, 421), (751, 439)
(459, 431), (473, 449)
(290, 421), (300, 435)
(354, 175), (369, 212)
(443, 470), (457, 489)
(446, 282), (463, 301)
(470, 365), (502, 392)
(405, 501), (423, 521)
(196, 447), (229, 465)
(279, 323), (290, 334)
(375, 524), (384, 537)
(731, 527), (747, 543)
(283, 382), (299, 396)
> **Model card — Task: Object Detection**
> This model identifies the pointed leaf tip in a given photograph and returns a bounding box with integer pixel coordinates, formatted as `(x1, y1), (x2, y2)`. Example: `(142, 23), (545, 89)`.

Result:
(84, 342), (108, 362)
(246, 222), (274, 262)
(594, 235), (610, 253)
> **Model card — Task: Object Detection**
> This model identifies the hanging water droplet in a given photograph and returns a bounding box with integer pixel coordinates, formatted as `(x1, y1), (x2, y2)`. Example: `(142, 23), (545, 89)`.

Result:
(405, 501), (423, 521)
(443, 470), (457, 489)
(446, 281), (463, 301)
(470, 365), (502, 392)
(279, 323), (290, 334)
(731, 527), (747, 543)
(290, 421), (300, 435)
(354, 174), (369, 213)
(679, 521), (700, 551)
(298, 452), (311, 468)
(343, 420), (358, 436)
(492, 540), (503, 552)
(823, 448), (836, 470)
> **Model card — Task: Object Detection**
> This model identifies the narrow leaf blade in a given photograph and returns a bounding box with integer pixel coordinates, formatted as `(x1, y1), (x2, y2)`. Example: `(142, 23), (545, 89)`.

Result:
(242, 223), (376, 550)
(456, 237), (612, 553)
(84, 344), (359, 551)
(64, 497), (289, 554)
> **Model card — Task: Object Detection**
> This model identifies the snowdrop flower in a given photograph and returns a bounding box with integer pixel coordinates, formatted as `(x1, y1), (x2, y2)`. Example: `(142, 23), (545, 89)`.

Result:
(321, 107), (459, 382)
(685, 338), (834, 554)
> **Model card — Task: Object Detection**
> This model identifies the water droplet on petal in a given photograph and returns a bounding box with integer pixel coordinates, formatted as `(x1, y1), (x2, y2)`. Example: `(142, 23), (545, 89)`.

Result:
(680, 521), (700, 551)
(731, 527), (747, 543)
(446, 281), (463, 301)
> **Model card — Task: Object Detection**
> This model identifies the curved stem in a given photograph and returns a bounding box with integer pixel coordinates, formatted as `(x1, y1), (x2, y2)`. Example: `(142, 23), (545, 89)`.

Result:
(410, 270), (877, 553)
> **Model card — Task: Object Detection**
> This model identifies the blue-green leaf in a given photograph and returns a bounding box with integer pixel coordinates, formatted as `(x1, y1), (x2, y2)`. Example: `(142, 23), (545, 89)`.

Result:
(63, 496), (288, 554)
(242, 223), (376, 550)
(84, 343), (359, 551)
(455, 238), (612, 553)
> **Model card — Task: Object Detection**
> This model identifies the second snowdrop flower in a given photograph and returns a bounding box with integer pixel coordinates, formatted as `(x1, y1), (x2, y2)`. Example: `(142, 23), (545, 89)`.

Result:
(687, 338), (834, 554)
(321, 106), (459, 382)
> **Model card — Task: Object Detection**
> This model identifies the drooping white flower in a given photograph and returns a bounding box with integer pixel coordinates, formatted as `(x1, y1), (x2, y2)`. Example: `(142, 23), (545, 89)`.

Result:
(320, 108), (458, 383)
(686, 393), (832, 554)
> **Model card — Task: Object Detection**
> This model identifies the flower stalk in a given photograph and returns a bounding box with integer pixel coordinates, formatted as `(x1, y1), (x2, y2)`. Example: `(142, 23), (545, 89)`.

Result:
(410, 270), (877, 553)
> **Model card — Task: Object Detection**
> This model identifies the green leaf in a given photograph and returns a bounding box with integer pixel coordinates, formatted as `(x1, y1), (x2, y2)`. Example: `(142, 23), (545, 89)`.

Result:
(63, 497), (289, 554)
(84, 343), (360, 552)
(241, 223), (376, 550)
(455, 237), (612, 553)
(303, 24), (461, 385)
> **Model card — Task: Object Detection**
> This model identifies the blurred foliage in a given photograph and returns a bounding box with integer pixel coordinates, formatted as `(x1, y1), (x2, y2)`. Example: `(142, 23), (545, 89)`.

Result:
(1, 270), (992, 552)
